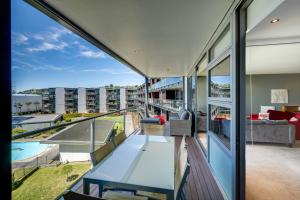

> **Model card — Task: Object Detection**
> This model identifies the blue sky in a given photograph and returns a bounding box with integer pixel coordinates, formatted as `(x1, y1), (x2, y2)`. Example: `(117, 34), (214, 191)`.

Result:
(11, 0), (144, 92)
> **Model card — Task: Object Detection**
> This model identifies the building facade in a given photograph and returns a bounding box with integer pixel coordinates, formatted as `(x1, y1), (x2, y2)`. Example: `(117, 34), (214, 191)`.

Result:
(41, 86), (138, 114)
(136, 77), (184, 114)
(12, 94), (42, 114)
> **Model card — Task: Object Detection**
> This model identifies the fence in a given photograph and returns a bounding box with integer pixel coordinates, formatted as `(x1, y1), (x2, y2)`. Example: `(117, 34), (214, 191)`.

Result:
(12, 145), (59, 184)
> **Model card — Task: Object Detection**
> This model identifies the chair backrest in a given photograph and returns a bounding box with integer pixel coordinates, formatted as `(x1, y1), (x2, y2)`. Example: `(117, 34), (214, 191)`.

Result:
(142, 123), (164, 136)
(62, 190), (104, 200)
(90, 140), (115, 167)
(174, 135), (190, 199)
(113, 131), (127, 146)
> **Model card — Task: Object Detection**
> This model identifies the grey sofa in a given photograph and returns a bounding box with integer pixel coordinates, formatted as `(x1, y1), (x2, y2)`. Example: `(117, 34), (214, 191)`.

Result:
(245, 120), (296, 146)
(169, 109), (192, 136)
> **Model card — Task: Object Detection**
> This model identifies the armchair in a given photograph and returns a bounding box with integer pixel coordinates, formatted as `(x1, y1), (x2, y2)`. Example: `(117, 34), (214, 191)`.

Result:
(170, 110), (192, 136)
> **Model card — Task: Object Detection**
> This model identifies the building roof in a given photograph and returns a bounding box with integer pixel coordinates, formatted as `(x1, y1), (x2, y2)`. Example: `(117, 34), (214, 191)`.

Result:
(12, 114), (63, 125)
(13, 94), (42, 97)
(41, 120), (115, 145)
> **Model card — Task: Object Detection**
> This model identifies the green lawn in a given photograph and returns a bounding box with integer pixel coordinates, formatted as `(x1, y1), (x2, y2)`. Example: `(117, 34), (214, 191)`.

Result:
(12, 163), (90, 200)
(97, 115), (124, 134)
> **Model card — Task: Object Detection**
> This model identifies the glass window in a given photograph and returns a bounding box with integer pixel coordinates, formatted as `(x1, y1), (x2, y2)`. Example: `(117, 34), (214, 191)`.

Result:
(191, 75), (197, 111)
(209, 24), (231, 61)
(209, 56), (231, 98)
(209, 104), (231, 149)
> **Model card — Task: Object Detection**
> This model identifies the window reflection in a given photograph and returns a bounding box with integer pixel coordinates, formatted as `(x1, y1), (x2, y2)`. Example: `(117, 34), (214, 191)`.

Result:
(209, 56), (231, 98)
(209, 105), (231, 149)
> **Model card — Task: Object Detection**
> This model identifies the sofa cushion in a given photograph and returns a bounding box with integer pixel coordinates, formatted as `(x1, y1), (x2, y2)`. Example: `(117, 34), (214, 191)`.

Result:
(265, 120), (288, 125)
(180, 111), (190, 120)
(267, 110), (294, 120)
(248, 114), (259, 120)
(294, 112), (300, 119)
(153, 115), (166, 125)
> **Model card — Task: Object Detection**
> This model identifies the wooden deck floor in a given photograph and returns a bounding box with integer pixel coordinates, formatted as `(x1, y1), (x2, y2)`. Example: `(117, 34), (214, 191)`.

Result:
(73, 128), (224, 200)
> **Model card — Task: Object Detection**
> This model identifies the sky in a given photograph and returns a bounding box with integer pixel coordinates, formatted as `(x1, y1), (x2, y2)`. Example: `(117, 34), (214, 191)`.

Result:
(11, 0), (144, 92)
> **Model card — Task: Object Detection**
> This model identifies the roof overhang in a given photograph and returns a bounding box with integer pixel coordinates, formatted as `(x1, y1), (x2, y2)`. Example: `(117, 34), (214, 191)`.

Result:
(26, 0), (239, 78)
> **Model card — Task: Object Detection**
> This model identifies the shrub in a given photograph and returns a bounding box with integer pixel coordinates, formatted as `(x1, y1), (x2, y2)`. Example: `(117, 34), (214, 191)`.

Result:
(12, 128), (27, 135)
(62, 165), (73, 181)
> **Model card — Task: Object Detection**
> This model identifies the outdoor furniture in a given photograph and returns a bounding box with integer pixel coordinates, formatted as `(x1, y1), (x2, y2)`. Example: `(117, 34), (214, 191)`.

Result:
(83, 135), (175, 200)
(136, 135), (190, 200)
(90, 139), (115, 167)
(169, 110), (192, 136)
(112, 131), (127, 146)
(62, 190), (104, 200)
(140, 118), (165, 135)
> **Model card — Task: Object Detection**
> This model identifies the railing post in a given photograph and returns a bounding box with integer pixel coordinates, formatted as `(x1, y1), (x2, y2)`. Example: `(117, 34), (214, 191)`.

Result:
(123, 111), (126, 134)
(90, 119), (95, 153)
(144, 77), (149, 117)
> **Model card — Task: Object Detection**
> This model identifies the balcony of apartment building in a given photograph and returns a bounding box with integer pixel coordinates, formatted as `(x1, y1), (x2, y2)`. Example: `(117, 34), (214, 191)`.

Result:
(12, 1), (256, 200)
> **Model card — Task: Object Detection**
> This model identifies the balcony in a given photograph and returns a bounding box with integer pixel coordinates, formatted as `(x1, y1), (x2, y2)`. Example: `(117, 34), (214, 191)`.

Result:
(149, 77), (183, 92)
(62, 126), (223, 200)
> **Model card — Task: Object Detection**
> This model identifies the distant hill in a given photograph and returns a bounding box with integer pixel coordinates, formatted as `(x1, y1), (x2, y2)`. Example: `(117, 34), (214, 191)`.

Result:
(18, 89), (44, 95)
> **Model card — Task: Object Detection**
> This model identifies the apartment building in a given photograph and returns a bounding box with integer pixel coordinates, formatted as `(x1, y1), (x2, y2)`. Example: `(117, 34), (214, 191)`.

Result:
(136, 77), (184, 114)
(42, 86), (137, 114)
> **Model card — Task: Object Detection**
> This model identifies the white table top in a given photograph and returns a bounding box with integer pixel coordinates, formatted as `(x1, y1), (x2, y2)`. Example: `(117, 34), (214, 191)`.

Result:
(84, 135), (175, 190)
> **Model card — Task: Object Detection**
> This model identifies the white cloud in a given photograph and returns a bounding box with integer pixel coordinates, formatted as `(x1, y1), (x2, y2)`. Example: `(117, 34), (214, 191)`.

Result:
(13, 33), (29, 45)
(27, 42), (68, 52)
(80, 50), (107, 58)
(33, 27), (72, 42)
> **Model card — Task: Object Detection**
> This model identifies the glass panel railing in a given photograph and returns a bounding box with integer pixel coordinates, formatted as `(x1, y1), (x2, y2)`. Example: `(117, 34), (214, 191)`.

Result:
(149, 77), (183, 91)
(148, 98), (184, 111)
(11, 107), (143, 200)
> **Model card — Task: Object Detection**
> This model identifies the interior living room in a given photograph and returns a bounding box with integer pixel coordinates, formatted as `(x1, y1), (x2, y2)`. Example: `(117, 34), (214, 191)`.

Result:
(245, 0), (300, 199)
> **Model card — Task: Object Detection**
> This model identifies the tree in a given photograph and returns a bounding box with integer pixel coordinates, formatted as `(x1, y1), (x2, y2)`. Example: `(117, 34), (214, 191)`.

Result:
(62, 165), (73, 181)
(25, 101), (32, 112)
(33, 101), (40, 111)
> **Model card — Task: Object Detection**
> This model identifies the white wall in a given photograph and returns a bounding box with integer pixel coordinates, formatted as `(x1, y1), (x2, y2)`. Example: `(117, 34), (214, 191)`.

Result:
(78, 87), (87, 113)
(55, 87), (65, 114)
(120, 88), (126, 109)
(99, 87), (107, 113)
(12, 94), (42, 114)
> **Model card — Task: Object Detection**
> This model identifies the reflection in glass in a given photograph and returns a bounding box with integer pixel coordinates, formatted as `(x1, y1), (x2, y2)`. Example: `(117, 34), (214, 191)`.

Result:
(209, 24), (231, 61)
(191, 74), (197, 111)
(209, 57), (231, 98)
(196, 67), (208, 151)
(209, 105), (231, 149)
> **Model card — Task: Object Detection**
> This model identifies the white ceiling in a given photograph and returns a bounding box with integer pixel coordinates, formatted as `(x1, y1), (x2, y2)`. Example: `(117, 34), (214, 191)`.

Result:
(43, 0), (234, 77)
(246, 0), (300, 74)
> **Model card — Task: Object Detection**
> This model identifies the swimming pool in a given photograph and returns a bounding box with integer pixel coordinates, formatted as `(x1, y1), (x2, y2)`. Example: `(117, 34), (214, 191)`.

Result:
(12, 142), (49, 161)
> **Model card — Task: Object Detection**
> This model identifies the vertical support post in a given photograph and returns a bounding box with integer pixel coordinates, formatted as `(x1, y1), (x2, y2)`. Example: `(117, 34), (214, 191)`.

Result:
(144, 77), (149, 117)
(90, 119), (95, 153)
(123, 111), (126, 135)
(183, 76), (188, 110)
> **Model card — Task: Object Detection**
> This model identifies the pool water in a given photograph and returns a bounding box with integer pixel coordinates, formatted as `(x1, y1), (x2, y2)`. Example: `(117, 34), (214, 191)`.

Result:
(12, 142), (49, 161)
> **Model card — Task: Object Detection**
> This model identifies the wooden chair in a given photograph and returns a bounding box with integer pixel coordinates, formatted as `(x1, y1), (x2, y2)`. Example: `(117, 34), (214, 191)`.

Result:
(90, 140), (115, 167)
(62, 190), (105, 200)
(174, 135), (190, 200)
(136, 136), (190, 200)
(141, 123), (165, 136)
(112, 131), (127, 147)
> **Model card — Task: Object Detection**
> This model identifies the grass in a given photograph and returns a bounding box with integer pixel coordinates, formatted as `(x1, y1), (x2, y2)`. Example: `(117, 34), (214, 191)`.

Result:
(12, 162), (90, 200)
(12, 128), (27, 136)
(97, 115), (124, 134)
(63, 113), (103, 122)
(12, 167), (37, 182)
